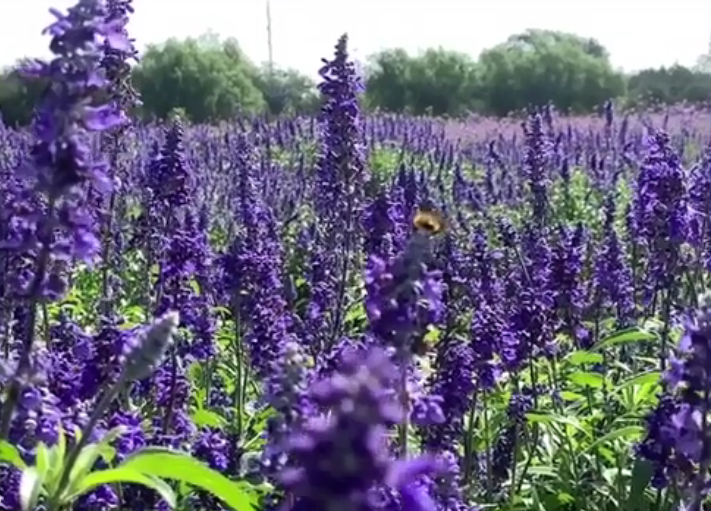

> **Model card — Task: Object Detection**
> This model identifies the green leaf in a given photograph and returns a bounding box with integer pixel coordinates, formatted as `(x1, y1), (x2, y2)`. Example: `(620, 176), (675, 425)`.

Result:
(65, 426), (126, 495)
(35, 443), (50, 478)
(56, 427), (67, 465)
(526, 465), (558, 478)
(612, 372), (661, 394)
(0, 440), (27, 469)
(627, 458), (654, 511)
(45, 441), (66, 496)
(559, 391), (586, 402)
(192, 409), (227, 428)
(66, 467), (177, 508)
(583, 425), (645, 453)
(568, 371), (604, 389)
(565, 351), (604, 366)
(67, 443), (117, 491)
(344, 302), (367, 324)
(526, 413), (590, 436)
(593, 328), (657, 351)
(423, 326), (441, 346)
(20, 467), (43, 511)
(557, 492), (575, 504)
(120, 447), (255, 511)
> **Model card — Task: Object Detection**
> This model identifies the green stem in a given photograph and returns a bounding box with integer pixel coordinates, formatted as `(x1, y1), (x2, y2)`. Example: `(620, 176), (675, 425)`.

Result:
(508, 378), (521, 507)
(482, 391), (493, 501)
(232, 303), (244, 442)
(397, 348), (410, 457)
(462, 401), (478, 493)
(549, 359), (582, 506)
(48, 374), (127, 511)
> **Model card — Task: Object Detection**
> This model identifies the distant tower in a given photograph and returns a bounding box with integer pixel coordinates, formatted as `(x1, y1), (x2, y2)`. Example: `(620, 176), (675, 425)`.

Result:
(266, 0), (274, 77)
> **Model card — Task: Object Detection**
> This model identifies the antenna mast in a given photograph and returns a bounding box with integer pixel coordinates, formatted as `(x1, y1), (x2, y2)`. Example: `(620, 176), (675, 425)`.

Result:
(266, 0), (274, 76)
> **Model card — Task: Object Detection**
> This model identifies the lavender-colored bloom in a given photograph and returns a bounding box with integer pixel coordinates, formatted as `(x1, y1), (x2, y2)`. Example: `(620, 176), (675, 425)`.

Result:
(502, 226), (555, 371)
(279, 348), (436, 511)
(551, 223), (588, 346)
(101, 0), (140, 113)
(122, 311), (178, 382)
(219, 134), (291, 377)
(688, 142), (711, 272)
(311, 34), (368, 347)
(0, 466), (21, 511)
(469, 226), (503, 389)
(146, 117), (192, 214)
(314, 33), (367, 233)
(263, 340), (313, 475)
(155, 209), (215, 361)
(6, 0), (128, 301)
(593, 193), (634, 327)
(0, 0), (130, 450)
(422, 339), (475, 453)
(365, 230), (444, 353)
(491, 390), (534, 486)
(108, 409), (146, 461)
(364, 186), (407, 261)
(638, 292), (711, 507)
(522, 112), (551, 226)
(430, 451), (479, 511)
(633, 131), (689, 301)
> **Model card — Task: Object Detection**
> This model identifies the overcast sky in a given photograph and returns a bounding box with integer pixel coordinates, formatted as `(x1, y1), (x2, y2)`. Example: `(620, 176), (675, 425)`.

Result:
(1, 0), (709, 77)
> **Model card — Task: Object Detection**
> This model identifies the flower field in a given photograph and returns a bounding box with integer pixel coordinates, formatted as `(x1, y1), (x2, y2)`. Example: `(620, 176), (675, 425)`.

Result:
(3, 1), (711, 511)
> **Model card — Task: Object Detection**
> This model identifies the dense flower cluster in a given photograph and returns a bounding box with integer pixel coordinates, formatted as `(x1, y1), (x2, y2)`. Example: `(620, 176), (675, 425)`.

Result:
(365, 230), (444, 353)
(3, 4), (711, 511)
(278, 348), (437, 511)
(638, 293), (711, 507)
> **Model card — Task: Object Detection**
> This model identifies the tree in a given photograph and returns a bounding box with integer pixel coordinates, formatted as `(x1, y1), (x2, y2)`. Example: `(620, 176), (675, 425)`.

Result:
(627, 65), (711, 106)
(0, 63), (47, 127)
(133, 33), (266, 122)
(364, 47), (481, 116)
(478, 29), (625, 116)
(252, 66), (319, 116)
(364, 48), (413, 113)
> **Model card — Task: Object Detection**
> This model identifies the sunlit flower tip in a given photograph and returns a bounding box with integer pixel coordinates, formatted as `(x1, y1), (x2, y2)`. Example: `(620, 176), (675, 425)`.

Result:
(123, 311), (179, 381)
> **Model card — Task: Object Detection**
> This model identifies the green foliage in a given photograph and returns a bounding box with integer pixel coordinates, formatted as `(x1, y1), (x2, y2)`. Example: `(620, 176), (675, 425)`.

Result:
(133, 33), (266, 122)
(252, 66), (320, 116)
(478, 29), (626, 116)
(116, 447), (256, 510)
(626, 65), (711, 107)
(479, 345), (662, 510)
(0, 65), (47, 127)
(365, 47), (483, 116)
(3, 29), (710, 127)
(363, 48), (413, 113)
(7, 425), (255, 511)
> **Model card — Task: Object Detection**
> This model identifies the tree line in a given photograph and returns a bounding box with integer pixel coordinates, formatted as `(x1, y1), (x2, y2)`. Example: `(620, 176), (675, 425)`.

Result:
(2, 29), (711, 126)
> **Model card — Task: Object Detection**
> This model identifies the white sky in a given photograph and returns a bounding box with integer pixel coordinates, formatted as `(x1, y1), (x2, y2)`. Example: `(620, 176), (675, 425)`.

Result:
(1, 0), (710, 78)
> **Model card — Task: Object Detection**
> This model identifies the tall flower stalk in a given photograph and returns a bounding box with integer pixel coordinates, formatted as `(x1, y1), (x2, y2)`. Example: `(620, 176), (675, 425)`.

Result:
(0, 0), (128, 439)
(97, 0), (140, 316)
(314, 34), (368, 347)
(365, 222), (444, 455)
(638, 292), (711, 511)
